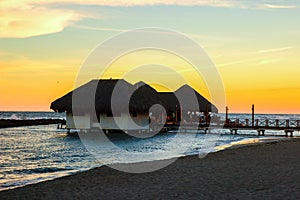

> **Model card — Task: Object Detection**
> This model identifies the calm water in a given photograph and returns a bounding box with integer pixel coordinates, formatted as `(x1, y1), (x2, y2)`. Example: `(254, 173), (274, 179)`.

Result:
(0, 112), (299, 191)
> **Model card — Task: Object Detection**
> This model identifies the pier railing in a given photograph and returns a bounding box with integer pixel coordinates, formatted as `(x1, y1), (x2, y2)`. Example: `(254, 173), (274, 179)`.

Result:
(225, 118), (300, 129)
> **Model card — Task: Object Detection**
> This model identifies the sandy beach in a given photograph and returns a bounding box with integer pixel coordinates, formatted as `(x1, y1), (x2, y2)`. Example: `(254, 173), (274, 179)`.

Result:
(1, 138), (299, 199)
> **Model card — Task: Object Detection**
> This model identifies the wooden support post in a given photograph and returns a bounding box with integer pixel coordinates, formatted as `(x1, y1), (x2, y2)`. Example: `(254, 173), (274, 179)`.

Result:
(285, 130), (294, 137)
(286, 120), (290, 127)
(276, 120), (279, 127)
(257, 129), (265, 136)
(252, 104), (255, 126)
(236, 119), (239, 126)
(297, 120), (300, 128)
(265, 119), (269, 127)
(225, 106), (229, 125)
(204, 128), (211, 134)
(245, 119), (249, 126)
(255, 119), (259, 127)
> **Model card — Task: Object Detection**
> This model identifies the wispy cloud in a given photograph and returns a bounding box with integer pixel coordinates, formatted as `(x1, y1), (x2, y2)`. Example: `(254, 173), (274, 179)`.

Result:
(1, 0), (239, 38)
(258, 58), (281, 65)
(0, 1), (83, 38)
(0, 0), (298, 38)
(260, 4), (297, 9)
(71, 24), (129, 32)
(217, 59), (251, 67)
(258, 46), (295, 54)
(28, 0), (240, 8)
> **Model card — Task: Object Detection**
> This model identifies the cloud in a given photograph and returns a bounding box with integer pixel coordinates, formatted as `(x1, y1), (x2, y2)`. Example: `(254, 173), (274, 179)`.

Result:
(258, 58), (281, 65)
(258, 46), (295, 54)
(1, 0), (298, 38)
(71, 24), (129, 32)
(25, 0), (240, 8)
(2, 0), (236, 38)
(260, 4), (297, 9)
(0, 1), (83, 38)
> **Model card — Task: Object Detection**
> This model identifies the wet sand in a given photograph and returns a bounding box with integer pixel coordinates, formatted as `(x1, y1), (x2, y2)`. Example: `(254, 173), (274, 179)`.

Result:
(1, 138), (299, 199)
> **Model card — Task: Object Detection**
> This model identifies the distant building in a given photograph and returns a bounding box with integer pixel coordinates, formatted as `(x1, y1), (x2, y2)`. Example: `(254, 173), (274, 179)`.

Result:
(50, 79), (218, 131)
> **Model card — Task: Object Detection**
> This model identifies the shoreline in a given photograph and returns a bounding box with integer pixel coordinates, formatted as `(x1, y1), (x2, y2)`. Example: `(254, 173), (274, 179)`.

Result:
(0, 135), (296, 191)
(1, 138), (299, 199)
(0, 133), (293, 192)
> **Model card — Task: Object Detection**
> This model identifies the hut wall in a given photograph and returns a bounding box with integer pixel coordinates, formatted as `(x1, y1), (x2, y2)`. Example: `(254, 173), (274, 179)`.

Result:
(66, 112), (90, 129)
(98, 113), (149, 130)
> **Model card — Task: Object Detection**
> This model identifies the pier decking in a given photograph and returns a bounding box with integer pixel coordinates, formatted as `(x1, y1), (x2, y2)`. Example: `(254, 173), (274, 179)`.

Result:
(223, 118), (300, 137)
(163, 118), (300, 137)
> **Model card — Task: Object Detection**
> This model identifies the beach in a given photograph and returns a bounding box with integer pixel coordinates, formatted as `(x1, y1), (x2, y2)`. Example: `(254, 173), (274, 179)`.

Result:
(0, 138), (299, 199)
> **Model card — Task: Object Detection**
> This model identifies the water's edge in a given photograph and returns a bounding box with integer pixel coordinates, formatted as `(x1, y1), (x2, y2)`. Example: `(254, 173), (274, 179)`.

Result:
(1, 133), (295, 192)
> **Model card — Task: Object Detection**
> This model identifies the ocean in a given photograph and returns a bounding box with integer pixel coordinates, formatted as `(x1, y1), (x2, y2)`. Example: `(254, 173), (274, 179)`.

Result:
(0, 112), (299, 191)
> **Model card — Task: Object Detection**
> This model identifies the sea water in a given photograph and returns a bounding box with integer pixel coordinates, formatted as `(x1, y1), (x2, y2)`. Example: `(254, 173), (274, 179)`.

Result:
(0, 112), (299, 191)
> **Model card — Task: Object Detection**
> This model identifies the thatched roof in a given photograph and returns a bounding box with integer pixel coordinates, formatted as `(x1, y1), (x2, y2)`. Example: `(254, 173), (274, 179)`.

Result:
(50, 79), (162, 114)
(51, 79), (218, 114)
(175, 85), (218, 113)
(130, 82), (162, 113)
(157, 85), (218, 113)
(157, 92), (179, 111)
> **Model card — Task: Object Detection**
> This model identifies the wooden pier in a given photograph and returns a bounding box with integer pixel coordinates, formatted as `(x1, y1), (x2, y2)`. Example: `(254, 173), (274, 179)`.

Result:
(222, 105), (300, 137)
(223, 118), (300, 137)
(164, 104), (300, 137)
(162, 118), (300, 137)
(162, 105), (300, 137)
(60, 105), (299, 137)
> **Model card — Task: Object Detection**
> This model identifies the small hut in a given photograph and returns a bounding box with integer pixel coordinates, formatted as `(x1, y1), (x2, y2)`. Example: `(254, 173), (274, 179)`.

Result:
(50, 79), (161, 131)
(51, 79), (218, 130)
(158, 85), (218, 124)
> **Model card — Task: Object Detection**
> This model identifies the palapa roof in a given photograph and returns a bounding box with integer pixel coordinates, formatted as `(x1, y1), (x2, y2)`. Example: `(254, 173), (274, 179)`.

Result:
(50, 79), (218, 114)
(175, 85), (218, 113)
(157, 85), (218, 113)
(131, 81), (162, 113)
(50, 79), (162, 114)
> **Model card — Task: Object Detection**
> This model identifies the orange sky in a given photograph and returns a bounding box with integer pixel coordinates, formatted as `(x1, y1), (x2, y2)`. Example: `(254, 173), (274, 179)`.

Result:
(0, 0), (299, 114)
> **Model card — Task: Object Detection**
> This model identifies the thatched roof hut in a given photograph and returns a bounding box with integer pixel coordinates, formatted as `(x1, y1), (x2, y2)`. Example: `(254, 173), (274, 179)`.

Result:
(158, 85), (218, 113)
(51, 79), (218, 115)
(50, 79), (162, 114)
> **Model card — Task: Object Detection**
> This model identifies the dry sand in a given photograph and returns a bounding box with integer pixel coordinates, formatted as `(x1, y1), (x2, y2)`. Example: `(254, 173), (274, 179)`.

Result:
(1, 138), (299, 199)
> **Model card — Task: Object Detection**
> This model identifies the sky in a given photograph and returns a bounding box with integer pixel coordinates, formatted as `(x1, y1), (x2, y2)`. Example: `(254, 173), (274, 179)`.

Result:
(0, 0), (300, 113)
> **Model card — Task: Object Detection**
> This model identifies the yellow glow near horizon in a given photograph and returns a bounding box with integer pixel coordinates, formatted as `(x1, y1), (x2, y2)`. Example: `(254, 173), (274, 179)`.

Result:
(99, 49), (212, 99)
(1, 46), (299, 114)
(1, 2), (299, 114)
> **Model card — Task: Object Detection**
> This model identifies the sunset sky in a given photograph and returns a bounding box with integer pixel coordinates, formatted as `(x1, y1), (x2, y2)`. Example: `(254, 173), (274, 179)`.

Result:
(0, 0), (299, 113)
